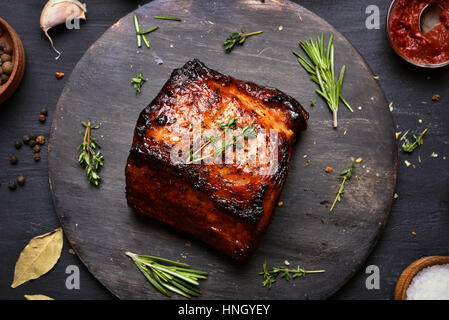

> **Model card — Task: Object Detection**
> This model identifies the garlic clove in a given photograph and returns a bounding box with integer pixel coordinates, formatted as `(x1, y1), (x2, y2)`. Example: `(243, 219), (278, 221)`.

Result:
(40, 0), (87, 60)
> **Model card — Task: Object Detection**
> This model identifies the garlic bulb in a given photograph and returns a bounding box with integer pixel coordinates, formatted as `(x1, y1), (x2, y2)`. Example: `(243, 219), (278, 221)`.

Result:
(40, 0), (87, 59)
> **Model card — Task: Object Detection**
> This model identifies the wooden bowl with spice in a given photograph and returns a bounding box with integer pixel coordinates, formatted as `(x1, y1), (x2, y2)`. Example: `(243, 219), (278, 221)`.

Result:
(394, 256), (449, 300)
(0, 17), (26, 104)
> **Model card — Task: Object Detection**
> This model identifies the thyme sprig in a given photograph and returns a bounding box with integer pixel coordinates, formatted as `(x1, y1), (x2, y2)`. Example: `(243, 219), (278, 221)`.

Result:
(186, 117), (256, 164)
(260, 263), (325, 288)
(224, 26), (264, 53)
(330, 160), (356, 212)
(293, 34), (353, 128)
(126, 252), (208, 298)
(402, 128), (428, 153)
(131, 72), (146, 93)
(78, 122), (104, 186)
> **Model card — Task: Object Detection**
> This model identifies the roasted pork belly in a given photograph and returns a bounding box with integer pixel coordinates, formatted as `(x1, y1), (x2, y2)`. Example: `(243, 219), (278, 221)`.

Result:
(125, 59), (308, 261)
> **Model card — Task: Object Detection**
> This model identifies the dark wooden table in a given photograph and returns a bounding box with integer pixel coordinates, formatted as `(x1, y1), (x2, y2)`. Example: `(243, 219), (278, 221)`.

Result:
(1, 0), (448, 300)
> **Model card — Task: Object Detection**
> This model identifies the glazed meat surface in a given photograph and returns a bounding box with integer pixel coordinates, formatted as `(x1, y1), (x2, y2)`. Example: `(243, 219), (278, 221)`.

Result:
(125, 59), (308, 261)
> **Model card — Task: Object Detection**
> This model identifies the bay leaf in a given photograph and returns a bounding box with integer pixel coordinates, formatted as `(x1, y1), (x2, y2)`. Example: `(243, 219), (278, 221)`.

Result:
(24, 294), (54, 300)
(11, 227), (63, 288)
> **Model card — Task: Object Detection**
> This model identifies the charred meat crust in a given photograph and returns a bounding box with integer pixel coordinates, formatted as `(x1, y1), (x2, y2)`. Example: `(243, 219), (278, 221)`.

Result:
(126, 59), (308, 260)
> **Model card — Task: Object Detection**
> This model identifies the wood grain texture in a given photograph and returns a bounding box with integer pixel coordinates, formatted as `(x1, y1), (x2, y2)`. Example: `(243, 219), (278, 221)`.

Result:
(47, 0), (397, 299)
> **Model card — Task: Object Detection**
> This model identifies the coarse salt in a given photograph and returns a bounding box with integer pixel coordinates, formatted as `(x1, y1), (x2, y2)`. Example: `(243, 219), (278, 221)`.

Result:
(406, 264), (449, 300)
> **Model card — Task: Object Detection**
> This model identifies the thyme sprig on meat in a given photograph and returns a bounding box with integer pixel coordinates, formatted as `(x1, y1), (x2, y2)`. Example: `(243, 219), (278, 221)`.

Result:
(293, 34), (353, 128)
(223, 26), (264, 53)
(78, 122), (104, 186)
(186, 117), (256, 164)
(330, 160), (356, 212)
(402, 128), (428, 153)
(126, 252), (208, 298)
(260, 263), (325, 288)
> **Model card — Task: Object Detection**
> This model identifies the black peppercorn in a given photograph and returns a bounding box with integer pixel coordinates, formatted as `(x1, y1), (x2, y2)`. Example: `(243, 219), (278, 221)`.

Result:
(14, 140), (22, 149)
(29, 140), (37, 147)
(34, 153), (41, 162)
(8, 180), (17, 190)
(33, 145), (41, 153)
(39, 114), (46, 123)
(29, 133), (37, 140)
(17, 175), (25, 186)
(23, 135), (30, 144)
(40, 108), (48, 116)
(10, 155), (18, 164)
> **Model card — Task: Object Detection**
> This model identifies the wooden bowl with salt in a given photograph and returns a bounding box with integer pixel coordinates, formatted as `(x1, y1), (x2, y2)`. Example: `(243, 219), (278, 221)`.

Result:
(394, 256), (449, 300)
(0, 17), (26, 104)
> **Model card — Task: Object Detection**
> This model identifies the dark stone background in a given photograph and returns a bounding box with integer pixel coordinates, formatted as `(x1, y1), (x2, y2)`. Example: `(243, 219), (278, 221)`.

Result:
(0, 0), (447, 300)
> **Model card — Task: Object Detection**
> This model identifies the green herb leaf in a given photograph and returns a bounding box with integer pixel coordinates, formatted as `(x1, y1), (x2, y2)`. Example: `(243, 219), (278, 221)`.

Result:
(133, 14), (158, 48)
(126, 251), (207, 298)
(154, 16), (182, 21)
(259, 263), (324, 288)
(78, 122), (103, 186)
(330, 160), (356, 212)
(131, 72), (147, 93)
(224, 27), (263, 53)
(402, 128), (428, 153)
(293, 34), (353, 128)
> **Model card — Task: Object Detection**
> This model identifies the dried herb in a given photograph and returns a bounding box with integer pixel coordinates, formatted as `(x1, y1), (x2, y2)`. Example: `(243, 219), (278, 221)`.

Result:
(24, 294), (54, 300)
(330, 160), (356, 212)
(402, 128), (428, 153)
(131, 72), (147, 93)
(293, 34), (353, 128)
(260, 263), (325, 288)
(78, 122), (104, 186)
(154, 16), (182, 21)
(126, 252), (208, 298)
(11, 228), (63, 288)
(223, 26), (263, 53)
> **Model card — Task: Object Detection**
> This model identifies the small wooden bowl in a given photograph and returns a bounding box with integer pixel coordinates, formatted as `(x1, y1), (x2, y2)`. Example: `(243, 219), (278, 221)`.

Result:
(394, 256), (449, 300)
(0, 17), (26, 104)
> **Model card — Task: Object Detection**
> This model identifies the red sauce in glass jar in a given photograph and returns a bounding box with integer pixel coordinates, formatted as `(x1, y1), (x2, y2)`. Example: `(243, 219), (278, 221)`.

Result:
(389, 0), (449, 65)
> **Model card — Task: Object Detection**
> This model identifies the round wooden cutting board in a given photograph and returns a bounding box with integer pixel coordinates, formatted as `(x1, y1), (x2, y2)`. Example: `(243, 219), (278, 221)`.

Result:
(48, 0), (397, 299)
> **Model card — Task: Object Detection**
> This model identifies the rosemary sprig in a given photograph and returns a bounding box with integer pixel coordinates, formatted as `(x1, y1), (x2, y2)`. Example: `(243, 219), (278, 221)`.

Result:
(126, 252), (208, 298)
(154, 16), (182, 21)
(133, 14), (143, 48)
(133, 14), (158, 48)
(140, 26), (159, 34)
(260, 263), (325, 288)
(402, 128), (428, 153)
(186, 117), (256, 164)
(293, 34), (353, 128)
(131, 72), (146, 93)
(224, 26), (264, 53)
(78, 121), (104, 186)
(330, 160), (356, 212)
